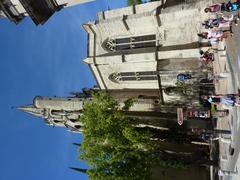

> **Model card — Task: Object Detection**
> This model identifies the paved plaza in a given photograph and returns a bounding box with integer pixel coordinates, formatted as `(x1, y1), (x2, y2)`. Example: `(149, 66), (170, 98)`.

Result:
(211, 15), (240, 180)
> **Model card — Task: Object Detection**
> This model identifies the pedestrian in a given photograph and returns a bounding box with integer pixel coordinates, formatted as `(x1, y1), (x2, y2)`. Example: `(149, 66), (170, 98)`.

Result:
(204, 3), (227, 13)
(226, 1), (240, 11)
(202, 19), (219, 29)
(197, 29), (232, 42)
(202, 95), (240, 107)
(204, 1), (239, 13)
(202, 14), (237, 29)
(199, 49), (214, 63)
(219, 14), (238, 27)
(208, 28), (232, 40)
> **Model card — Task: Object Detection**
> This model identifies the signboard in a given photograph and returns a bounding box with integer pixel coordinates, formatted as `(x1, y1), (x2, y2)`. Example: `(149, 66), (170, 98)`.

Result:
(177, 73), (192, 81)
(177, 108), (211, 125)
(187, 110), (211, 119)
(177, 108), (184, 125)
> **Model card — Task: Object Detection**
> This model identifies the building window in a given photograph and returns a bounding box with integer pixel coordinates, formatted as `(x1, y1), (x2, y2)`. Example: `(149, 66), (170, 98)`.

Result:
(109, 71), (158, 82)
(104, 34), (157, 51)
(105, 39), (116, 51)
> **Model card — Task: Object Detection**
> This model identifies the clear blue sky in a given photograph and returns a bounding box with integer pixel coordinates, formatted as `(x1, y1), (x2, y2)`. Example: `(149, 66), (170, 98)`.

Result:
(0, 1), (126, 180)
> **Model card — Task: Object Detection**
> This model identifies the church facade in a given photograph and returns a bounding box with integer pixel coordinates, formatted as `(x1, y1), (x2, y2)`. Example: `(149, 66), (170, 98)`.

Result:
(82, 0), (215, 130)
(83, 0), (213, 104)
(17, 2), (216, 179)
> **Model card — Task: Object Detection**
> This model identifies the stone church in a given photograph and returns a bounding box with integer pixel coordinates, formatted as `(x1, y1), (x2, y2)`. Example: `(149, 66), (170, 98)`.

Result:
(82, 0), (215, 130)
(19, 0), (215, 131)
(18, 2), (216, 179)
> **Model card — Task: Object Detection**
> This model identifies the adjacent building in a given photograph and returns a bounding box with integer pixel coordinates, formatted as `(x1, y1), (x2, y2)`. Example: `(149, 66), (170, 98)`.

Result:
(0, 0), (93, 25)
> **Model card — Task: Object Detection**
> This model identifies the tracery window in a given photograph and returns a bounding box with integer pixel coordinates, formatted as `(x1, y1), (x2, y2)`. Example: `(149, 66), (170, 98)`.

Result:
(109, 71), (158, 82)
(104, 34), (157, 51)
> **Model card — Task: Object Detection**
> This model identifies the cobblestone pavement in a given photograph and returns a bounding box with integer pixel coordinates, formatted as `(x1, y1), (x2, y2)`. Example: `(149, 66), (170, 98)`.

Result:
(211, 12), (240, 180)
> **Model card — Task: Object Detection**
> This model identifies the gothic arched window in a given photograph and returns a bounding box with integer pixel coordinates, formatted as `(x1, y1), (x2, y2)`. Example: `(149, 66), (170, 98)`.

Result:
(109, 71), (158, 83)
(105, 39), (116, 51)
(104, 34), (157, 51)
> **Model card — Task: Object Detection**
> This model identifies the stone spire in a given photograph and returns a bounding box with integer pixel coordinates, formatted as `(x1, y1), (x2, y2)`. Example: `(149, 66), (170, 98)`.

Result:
(18, 95), (87, 132)
(16, 105), (44, 117)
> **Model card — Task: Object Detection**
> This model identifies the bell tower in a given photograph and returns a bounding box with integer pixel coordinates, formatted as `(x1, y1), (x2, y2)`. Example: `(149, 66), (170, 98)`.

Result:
(18, 95), (87, 132)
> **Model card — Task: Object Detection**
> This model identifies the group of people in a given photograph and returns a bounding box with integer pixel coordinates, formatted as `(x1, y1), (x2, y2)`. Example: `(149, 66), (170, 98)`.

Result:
(198, 15), (236, 43)
(202, 94), (240, 107)
(198, 2), (240, 107)
(198, 1), (240, 43)
(204, 1), (240, 13)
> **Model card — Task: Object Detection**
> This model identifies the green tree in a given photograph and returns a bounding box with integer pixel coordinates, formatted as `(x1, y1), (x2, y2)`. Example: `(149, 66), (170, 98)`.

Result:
(77, 93), (213, 179)
(79, 92), (153, 179)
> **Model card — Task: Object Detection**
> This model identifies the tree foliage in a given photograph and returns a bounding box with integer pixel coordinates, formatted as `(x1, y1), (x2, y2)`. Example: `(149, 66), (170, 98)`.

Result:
(79, 92), (153, 179)
(77, 93), (212, 179)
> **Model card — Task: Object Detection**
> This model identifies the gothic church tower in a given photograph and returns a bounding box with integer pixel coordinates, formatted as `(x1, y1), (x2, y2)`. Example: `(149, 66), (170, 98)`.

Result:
(18, 96), (86, 132)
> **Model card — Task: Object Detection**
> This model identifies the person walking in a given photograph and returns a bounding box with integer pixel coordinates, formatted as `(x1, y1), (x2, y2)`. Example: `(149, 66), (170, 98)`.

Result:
(226, 1), (240, 11)
(198, 28), (232, 42)
(204, 3), (227, 13)
(202, 14), (237, 29)
(204, 1), (240, 13)
(199, 49), (214, 63)
(202, 95), (240, 107)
